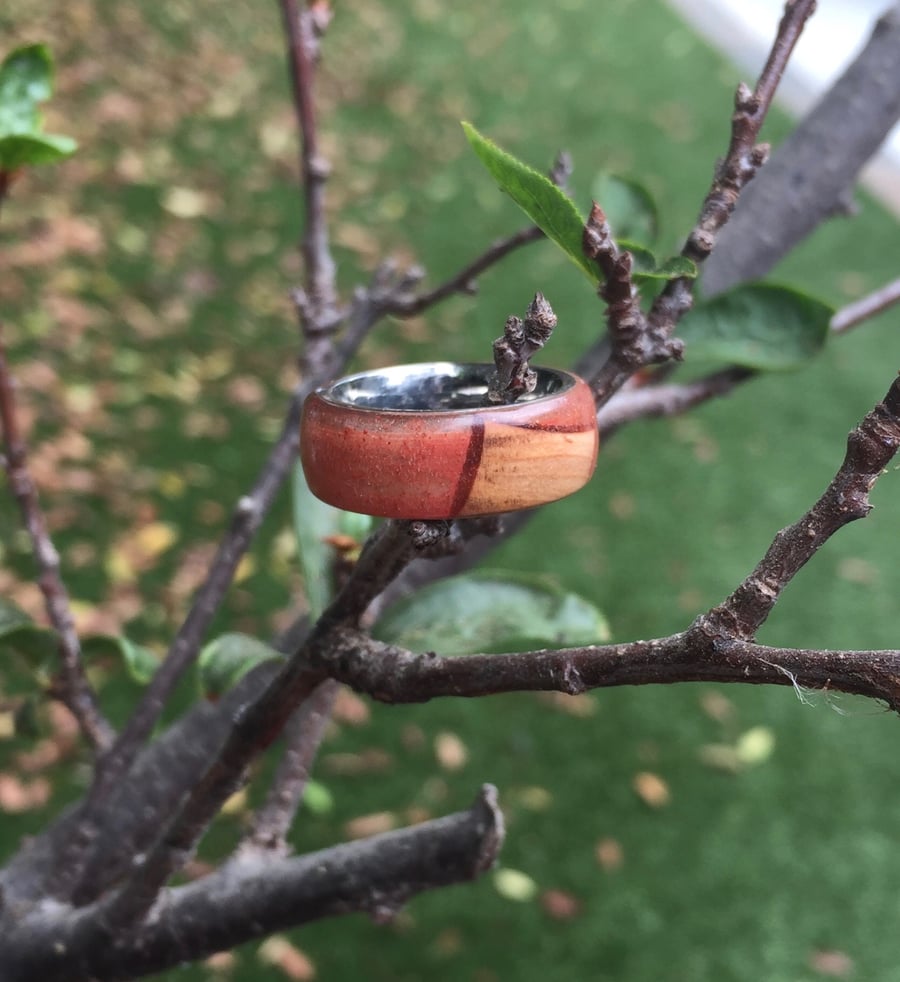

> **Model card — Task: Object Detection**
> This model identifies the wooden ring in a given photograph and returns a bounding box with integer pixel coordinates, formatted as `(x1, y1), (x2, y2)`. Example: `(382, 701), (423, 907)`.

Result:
(300, 362), (598, 519)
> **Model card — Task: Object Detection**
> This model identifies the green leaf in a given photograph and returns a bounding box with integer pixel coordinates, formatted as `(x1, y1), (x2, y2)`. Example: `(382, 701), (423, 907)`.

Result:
(0, 598), (58, 686)
(591, 173), (660, 244)
(624, 241), (697, 283)
(81, 635), (160, 685)
(678, 283), (833, 371)
(0, 43), (76, 169)
(293, 462), (372, 619)
(462, 121), (598, 282)
(373, 570), (610, 656)
(0, 44), (53, 134)
(0, 132), (76, 170)
(462, 125), (696, 289)
(303, 778), (335, 816)
(198, 633), (283, 700)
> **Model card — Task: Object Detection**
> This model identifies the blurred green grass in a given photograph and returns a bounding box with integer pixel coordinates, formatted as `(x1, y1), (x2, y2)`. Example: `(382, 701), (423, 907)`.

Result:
(2, 0), (900, 980)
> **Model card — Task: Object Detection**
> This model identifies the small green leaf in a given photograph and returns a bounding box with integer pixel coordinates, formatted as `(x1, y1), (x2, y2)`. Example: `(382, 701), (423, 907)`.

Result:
(303, 779), (335, 816)
(0, 43), (76, 169)
(463, 121), (597, 282)
(0, 44), (53, 133)
(0, 597), (34, 635)
(0, 599), (58, 685)
(679, 283), (833, 371)
(624, 241), (697, 283)
(198, 633), (283, 700)
(81, 635), (159, 685)
(13, 696), (42, 738)
(293, 461), (340, 619)
(591, 173), (660, 244)
(373, 570), (610, 656)
(0, 132), (76, 169)
(293, 462), (372, 619)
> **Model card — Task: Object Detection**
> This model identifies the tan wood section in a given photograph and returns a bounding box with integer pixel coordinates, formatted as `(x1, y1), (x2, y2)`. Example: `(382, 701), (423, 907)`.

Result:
(461, 422), (598, 516)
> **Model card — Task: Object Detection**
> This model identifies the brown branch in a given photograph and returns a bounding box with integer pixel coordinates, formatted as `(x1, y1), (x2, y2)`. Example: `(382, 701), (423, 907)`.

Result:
(831, 276), (900, 335)
(55, 378), (314, 902)
(384, 226), (544, 317)
(648, 0), (816, 325)
(596, 367), (753, 436)
(0, 328), (113, 753)
(581, 203), (681, 405)
(91, 520), (450, 920)
(281, 0), (338, 344)
(241, 678), (339, 853)
(585, 0), (816, 407)
(698, 373), (900, 639)
(703, 2), (900, 295)
(488, 293), (558, 402)
(324, 629), (900, 712)
(0, 786), (504, 982)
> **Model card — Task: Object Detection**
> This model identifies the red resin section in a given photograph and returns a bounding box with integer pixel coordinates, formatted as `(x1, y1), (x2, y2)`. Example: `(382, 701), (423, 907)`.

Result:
(300, 375), (598, 519)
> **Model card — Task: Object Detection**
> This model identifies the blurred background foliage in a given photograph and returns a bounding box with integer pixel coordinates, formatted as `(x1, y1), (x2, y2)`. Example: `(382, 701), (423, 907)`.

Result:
(1, 0), (900, 979)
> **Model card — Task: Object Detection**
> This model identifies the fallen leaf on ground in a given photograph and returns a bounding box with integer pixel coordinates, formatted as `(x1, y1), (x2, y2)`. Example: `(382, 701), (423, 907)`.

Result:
(540, 888), (582, 920)
(810, 949), (854, 977)
(332, 687), (370, 726)
(493, 868), (538, 902)
(632, 771), (671, 809)
(595, 837), (624, 871)
(343, 811), (396, 839)
(258, 936), (316, 980)
(434, 731), (468, 771)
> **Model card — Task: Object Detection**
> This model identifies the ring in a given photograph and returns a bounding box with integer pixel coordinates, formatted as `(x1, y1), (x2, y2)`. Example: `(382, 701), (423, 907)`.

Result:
(300, 362), (598, 519)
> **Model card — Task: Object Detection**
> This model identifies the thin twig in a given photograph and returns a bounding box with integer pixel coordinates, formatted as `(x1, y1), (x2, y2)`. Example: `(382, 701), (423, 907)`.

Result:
(383, 152), (571, 318)
(385, 226), (544, 317)
(0, 328), (113, 753)
(488, 292), (558, 402)
(241, 678), (339, 853)
(596, 367), (753, 436)
(281, 0), (339, 346)
(831, 276), (900, 334)
(699, 372), (900, 639)
(57, 378), (314, 901)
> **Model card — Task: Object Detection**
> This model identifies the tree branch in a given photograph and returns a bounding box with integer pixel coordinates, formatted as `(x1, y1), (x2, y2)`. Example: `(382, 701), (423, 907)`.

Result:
(585, 0), (817, 407)
(596, 367), (753, 435)
(0, 786), (504, 982)
(241, 678), (339, 853)
(324, 629), (900, 712)
(831, 275), (900, 335)
(703, 2), (900, 295)
(648, 0), (817, 328)
(384, 226), (544, 317)
(698, 373), (900, 639)
(0, 327), (113, 753)
(281, 0), (339, 348)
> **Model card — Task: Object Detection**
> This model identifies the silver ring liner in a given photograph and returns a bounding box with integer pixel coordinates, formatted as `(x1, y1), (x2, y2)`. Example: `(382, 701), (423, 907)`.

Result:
(319, 362), (574, 412)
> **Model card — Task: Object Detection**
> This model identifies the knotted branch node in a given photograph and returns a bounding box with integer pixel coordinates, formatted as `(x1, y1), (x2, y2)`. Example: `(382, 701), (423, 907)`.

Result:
(488, 292), (558, 403)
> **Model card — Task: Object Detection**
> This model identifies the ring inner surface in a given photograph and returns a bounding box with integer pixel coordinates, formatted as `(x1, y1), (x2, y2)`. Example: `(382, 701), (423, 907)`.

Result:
(325, 363), (573, 412)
